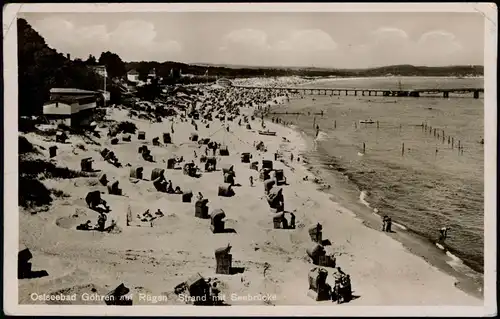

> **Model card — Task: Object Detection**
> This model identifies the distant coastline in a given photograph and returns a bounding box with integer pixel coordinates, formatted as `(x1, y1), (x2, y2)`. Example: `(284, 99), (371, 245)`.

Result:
(124, 60), (484, 79)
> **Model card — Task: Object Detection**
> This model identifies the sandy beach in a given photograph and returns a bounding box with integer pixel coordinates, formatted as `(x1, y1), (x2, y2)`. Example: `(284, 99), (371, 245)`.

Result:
(17, 83), (483, 307)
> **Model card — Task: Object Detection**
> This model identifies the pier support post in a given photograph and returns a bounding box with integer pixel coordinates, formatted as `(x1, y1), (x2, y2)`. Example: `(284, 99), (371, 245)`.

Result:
(443, 92), (449, 98)
(345, 90), (348, 96)
(473, 91), (479, 99)
(355, 91), (358, 96)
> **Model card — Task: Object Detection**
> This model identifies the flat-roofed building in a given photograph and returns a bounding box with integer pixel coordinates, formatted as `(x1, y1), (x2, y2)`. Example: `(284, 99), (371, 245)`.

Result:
(43, 88), (99, 127)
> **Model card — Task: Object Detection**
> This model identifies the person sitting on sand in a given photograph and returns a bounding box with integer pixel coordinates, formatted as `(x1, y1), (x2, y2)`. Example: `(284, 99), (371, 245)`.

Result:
(174, 186), (182, 194)
(96, 213), (107, 232)
(155, 209), (164, 217)
(166, 180), (174, 194)
(78, 220), (92, 231)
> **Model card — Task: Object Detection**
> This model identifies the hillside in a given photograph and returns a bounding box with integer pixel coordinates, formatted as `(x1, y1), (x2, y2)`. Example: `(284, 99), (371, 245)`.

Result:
(125, 61), (484, 78)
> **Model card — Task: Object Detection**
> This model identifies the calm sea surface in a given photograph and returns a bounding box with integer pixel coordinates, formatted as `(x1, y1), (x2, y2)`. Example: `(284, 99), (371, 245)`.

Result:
(269, 77), (485, 282)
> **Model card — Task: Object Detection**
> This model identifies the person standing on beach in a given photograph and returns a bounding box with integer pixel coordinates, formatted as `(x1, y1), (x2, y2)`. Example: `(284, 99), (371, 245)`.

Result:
(316, 124), (320, 138)
(385, 217), (392, 232)
(249, 176), (254, 187)
(382, 215), (388, 231)
(439, 227), (450, 241)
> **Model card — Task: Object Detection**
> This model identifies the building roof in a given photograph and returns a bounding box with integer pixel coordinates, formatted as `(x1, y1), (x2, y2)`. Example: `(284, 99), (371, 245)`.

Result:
(43, 99), (97, 115)
(49, 95), (98, 105)
(50, 88), (98, 95)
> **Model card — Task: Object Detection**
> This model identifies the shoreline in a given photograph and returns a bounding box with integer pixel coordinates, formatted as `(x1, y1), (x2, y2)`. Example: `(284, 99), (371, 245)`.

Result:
(264, 96), (483, 300)
(17, 85), (482, 306)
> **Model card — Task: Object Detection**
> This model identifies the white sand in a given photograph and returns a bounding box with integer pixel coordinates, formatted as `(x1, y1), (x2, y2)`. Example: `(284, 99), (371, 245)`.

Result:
(18, 88), (481, 306)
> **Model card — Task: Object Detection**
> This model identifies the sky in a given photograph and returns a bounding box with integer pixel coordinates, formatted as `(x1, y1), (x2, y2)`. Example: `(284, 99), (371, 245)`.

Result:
(20, 12), (485, 68)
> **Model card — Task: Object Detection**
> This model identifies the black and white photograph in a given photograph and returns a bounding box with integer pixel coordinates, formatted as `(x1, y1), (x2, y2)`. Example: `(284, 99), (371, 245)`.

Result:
(3, 3), (497, 316)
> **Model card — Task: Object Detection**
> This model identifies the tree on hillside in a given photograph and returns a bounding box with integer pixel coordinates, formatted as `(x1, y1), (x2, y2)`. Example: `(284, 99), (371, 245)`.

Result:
(17, 18), (102, 116)
(85, 54), (97, 65)
(98, 51), (126, 79)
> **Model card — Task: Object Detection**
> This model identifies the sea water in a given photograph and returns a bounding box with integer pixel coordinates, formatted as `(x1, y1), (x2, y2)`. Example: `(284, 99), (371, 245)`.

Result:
(269, 76), (485, 295)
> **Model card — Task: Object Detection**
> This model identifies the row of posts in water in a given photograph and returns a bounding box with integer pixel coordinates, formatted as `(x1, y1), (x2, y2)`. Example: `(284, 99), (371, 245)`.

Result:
(273, 112), (467, 157)
(357, 121), (465, 156)
(310, 117), (466, 157)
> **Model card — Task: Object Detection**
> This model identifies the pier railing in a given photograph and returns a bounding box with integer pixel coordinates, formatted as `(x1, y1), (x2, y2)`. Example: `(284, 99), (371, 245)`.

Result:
(233, 85), (484, 99)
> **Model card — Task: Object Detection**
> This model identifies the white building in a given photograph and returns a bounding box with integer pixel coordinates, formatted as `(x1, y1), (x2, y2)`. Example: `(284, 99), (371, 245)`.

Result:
(43, 88), (98, 127)
(127, 69), (139, 83)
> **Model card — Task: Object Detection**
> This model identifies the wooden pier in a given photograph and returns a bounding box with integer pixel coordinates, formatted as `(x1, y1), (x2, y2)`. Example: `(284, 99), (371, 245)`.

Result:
(233, 85), (484, 99)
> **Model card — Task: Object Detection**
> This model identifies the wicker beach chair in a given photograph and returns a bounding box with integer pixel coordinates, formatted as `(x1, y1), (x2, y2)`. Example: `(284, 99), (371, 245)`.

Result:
(218, 183), (234, 197)
(151, 168), (165, 181)
(215, 245), (232, 275)
(182, 190), (193, 203)
(130, 166), (143, 179)
(210, 209), (226, 233)
(80, 157), (93, 172)
(194, 198), (209, 219)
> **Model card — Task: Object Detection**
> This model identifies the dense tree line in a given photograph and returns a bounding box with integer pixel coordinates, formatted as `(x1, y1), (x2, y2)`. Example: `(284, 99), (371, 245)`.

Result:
(17, 18), (129, 116)
(18, 18), (103, 115)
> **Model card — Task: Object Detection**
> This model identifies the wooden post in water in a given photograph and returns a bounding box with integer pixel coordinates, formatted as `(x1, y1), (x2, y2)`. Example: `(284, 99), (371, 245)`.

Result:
(354, 122), (357, 129)
(334, 120), (337, 129)
(448, 136), (451, 144)
(363, 142), (366, 154)
(401, 143), (405, 156)
(313, 116), (316, 129)
(433, 128), (436, 137)
(377, 121), (379, 129)
(452, 137), (454, 149)
(458, 140), (461, 149)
